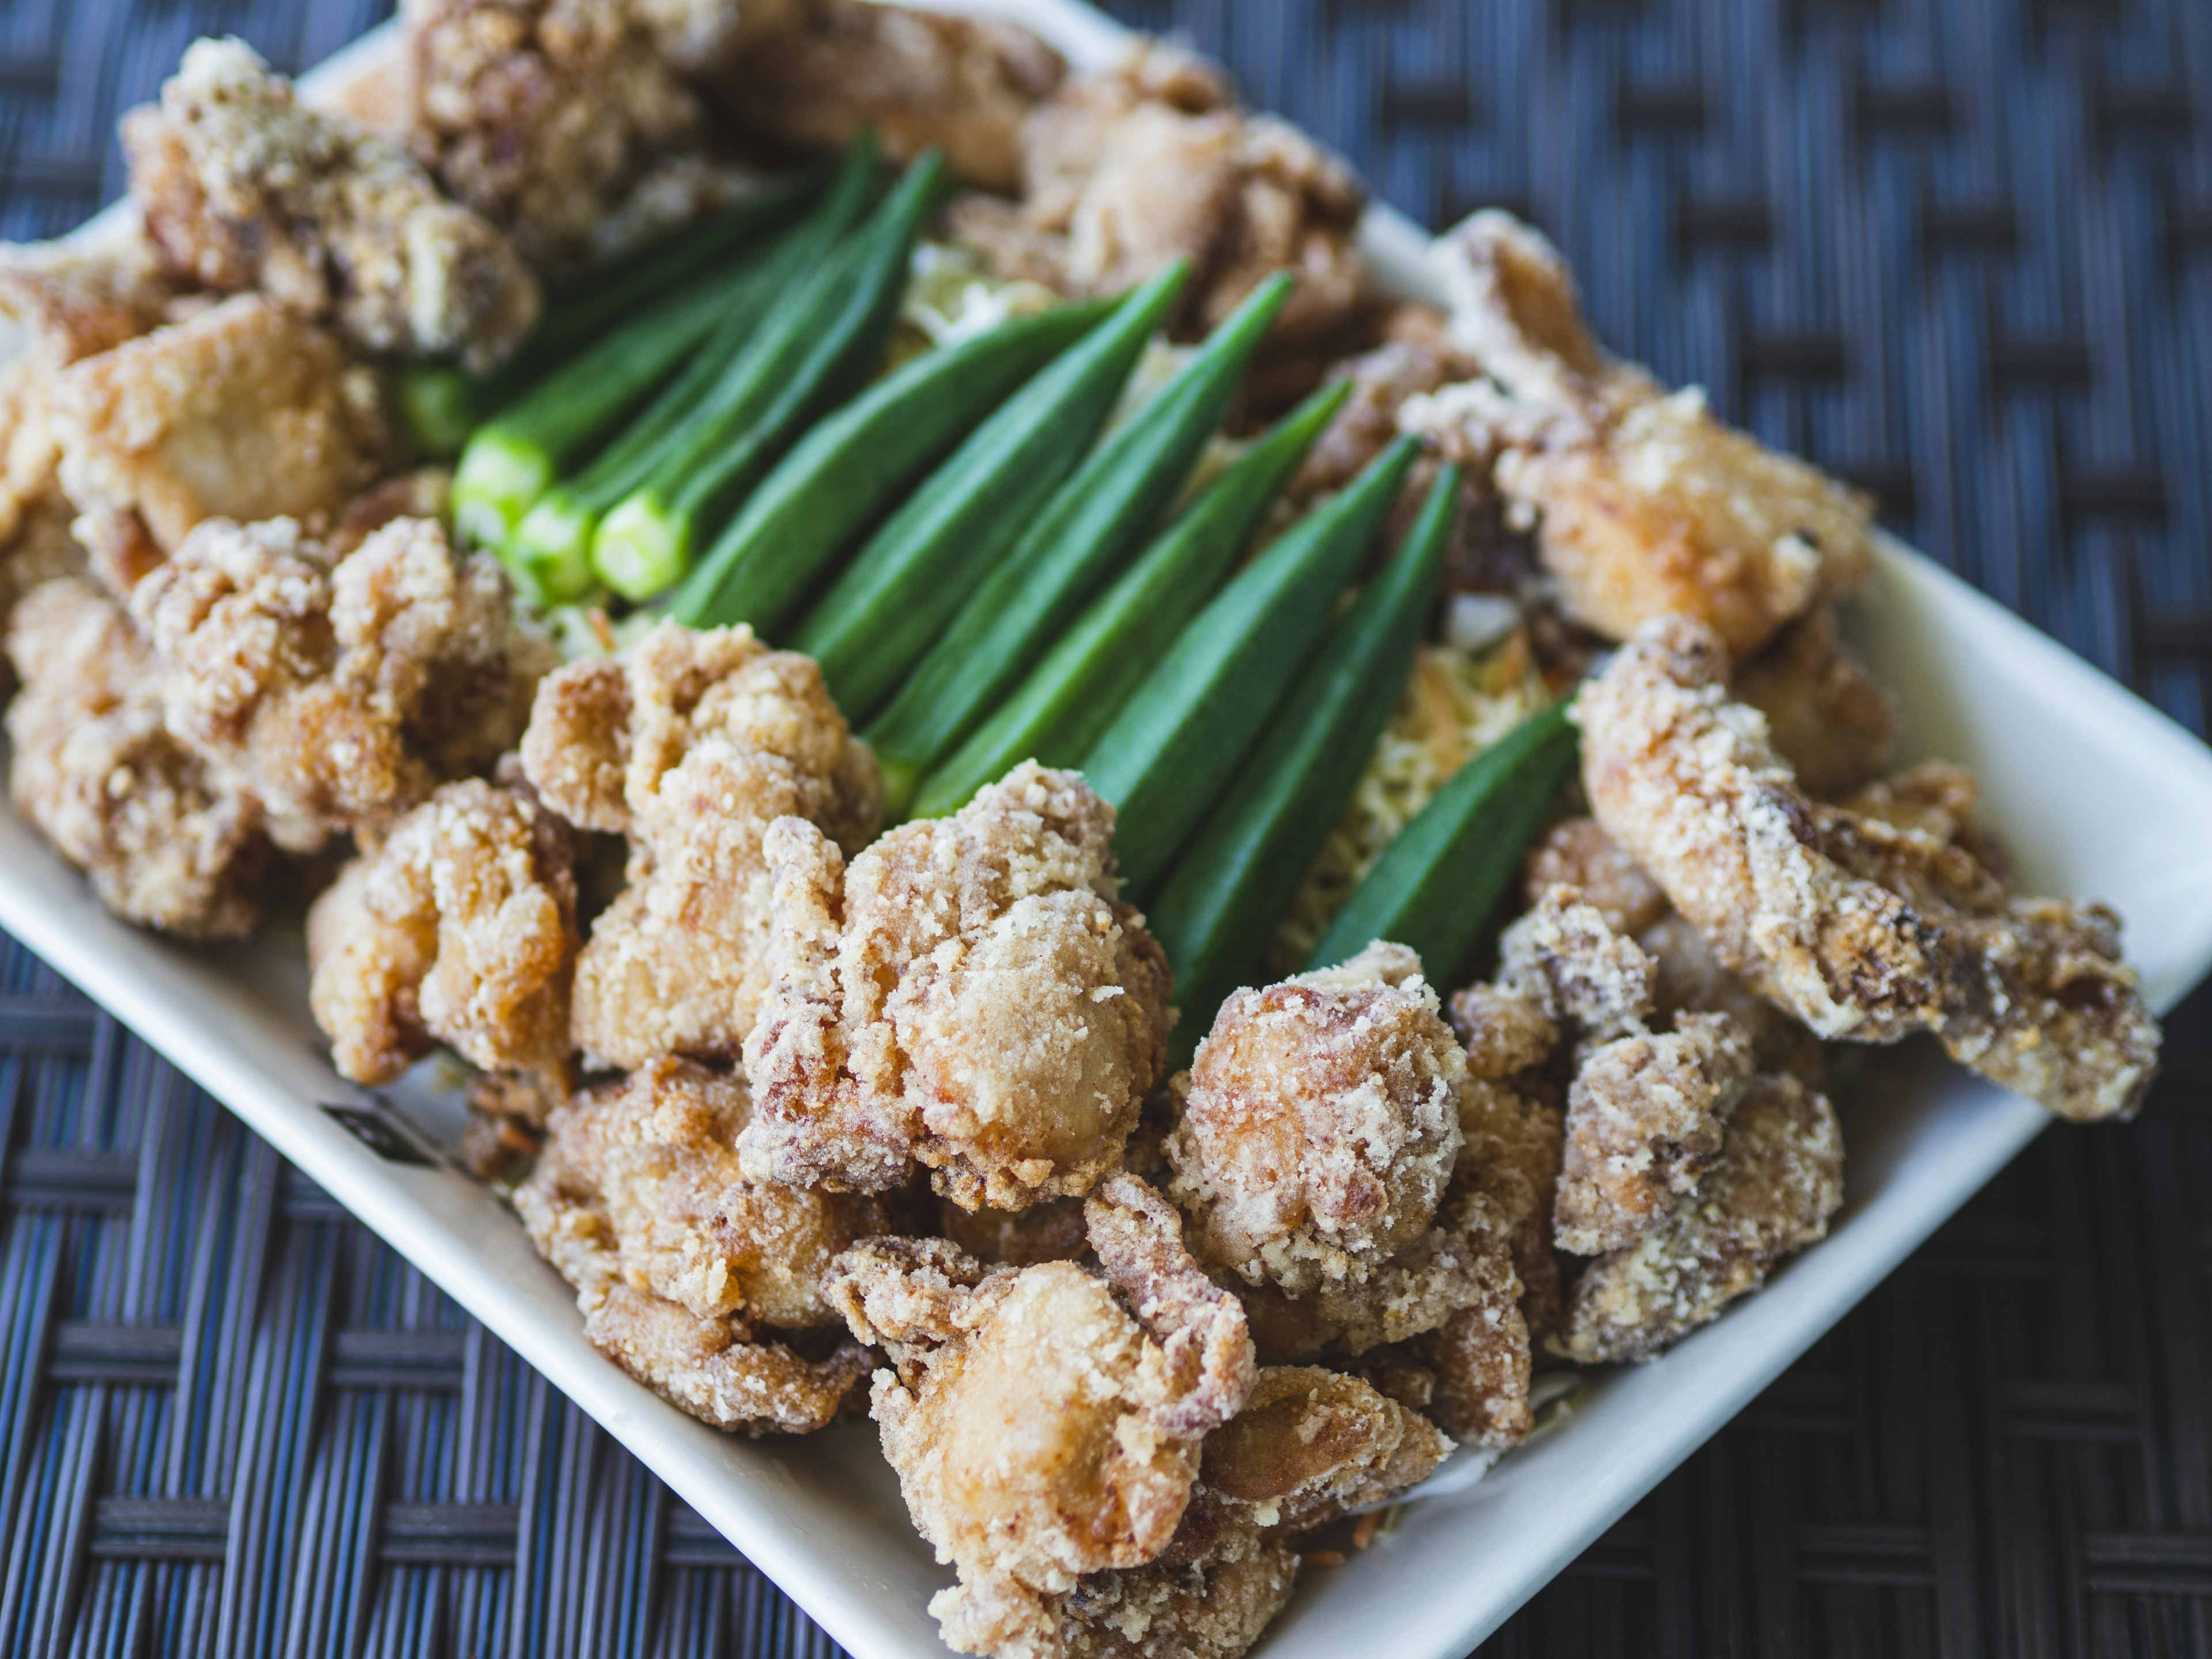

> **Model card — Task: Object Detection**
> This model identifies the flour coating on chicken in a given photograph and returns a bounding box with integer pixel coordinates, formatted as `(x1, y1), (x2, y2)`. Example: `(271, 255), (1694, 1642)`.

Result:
(826, 1175), (1254, 1658)
(740, 762), (1171, 1210)
(515, 1056), (880, 1433)
(1579, 615), (2160, 1121)
(307, 776), (577, 1091)
(520, 620), (881, 1071)
(123, 36), (537, 367)
(129, 514), (543, 851)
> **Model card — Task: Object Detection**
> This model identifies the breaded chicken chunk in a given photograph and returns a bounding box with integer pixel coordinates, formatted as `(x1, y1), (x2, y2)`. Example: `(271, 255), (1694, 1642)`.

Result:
(47, 296), (395, 566)
(719, 0), (1064, 194)
(515, 1056), (881, 1433)
(1495, 882), (1656, 1040)
(1402, 213), (1873, 660)
(124, 37), (537, 368)
(1579, 615), (2161, 1121)
(1166, 941), (1466, 1294)
(5, 577), (264, 935)
(519, 620), (881, 1071)
(400, 0), (735, 267)
(1449, 980), (1567, 1347)
(306, 776), (577, 1090)
(129, 514), (544, 853)
(1524, 816), (1669, 939)
(1560, 1072), (1843, 1363)
(826, 1175), (1255, 1659)
(994, 42), (1368, 343)
(740, 762), (1172, 1210)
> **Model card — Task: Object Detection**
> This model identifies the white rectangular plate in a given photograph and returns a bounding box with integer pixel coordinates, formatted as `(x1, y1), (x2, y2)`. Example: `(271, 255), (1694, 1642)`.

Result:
(7, 6), (2212, 1656)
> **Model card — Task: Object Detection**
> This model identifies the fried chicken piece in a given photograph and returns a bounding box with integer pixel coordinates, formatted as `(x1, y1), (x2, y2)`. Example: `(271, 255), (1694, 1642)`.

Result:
(720, 0), (1065, 194)
(1524, 816), (1668, 938)
(1166, 941), (1466, 1293)
(1637, 911), (1825, 1087)
(1838, 760), (2011, 878)
(123, 37), (537, 368)
(518, 620), (881, 1071)
(46, 296), (396, 564)
(1010, 43), (1368, 343)
(1055, 1527), (1296, 1659)
(329, 466), (454, 556)
(1496, 882), (1656, 1039)
(1559, 1072), (1843, 1363)
(514, 1055), (880, 1433)
(1289, 305), (1472, 501)
(826, 1175), (1255, 1659)
(1579, 615), (2161, 1121)
(306, 777), (577, 1090)
(1402, 212), (1872, 660)
(400, 0), (732, 268)
(128, 514), (541, 853)
(5, 577), (264, 936)
(739, 763), (1171, 1209)
(1732, 606), (1896, 797)
(1552, 1010), (1756, 1256)
(1450, 982), (1567, 1346)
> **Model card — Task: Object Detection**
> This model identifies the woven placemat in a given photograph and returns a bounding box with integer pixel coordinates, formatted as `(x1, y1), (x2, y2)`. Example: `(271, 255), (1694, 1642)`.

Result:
(1, 0), (2208, 1654)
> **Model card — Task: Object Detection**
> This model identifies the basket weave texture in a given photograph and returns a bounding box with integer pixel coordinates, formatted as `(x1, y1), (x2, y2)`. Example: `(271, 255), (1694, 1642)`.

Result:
(1, 0), (2209, 1654)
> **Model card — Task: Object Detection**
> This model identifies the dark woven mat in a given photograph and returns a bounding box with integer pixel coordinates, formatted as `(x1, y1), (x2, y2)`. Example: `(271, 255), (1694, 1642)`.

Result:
(2, 0), (2209, 1654)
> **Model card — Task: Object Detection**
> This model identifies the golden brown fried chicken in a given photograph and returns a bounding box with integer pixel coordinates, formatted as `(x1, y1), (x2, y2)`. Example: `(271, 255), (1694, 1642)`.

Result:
(1559, 1071), (1843, 1363)
(827, 1175), (1255, 1659)
(1636, 911), (1825, 1087)
(400, 0), (737, 267)
(123, 37), (537, 368)
(1166, 941), (1466, 1294)
(515, 1055), (880, 1433)
(1449, 980), (1567, 1346)
(5, 577), (264, 935)
(997, 42), (1367, 343)
(720, 0), (1064, 193)
(1578, 615), (2161, 1121)
(1731, 606), (1896, 797)
(739, 762), (1171, 1210)
(1495, 882), (1656, 1040)
(306, 776), (577, 1090)
(519, 620), (881, 1071)
(46, 296), (396, 566)
(129, 514), (543, 853)
(1053, 1528), (1296, 1659)
(1403, 212), (1872, 660)
(1524, 816), (1669, 938)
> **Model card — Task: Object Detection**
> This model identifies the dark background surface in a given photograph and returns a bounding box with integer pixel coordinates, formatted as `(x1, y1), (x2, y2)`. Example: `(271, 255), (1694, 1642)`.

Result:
(1, 0), (2209, 1654)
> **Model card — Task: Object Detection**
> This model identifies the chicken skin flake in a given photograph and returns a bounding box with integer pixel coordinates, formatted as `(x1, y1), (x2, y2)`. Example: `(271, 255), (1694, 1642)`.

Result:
(1560, 1071), (1843, 1363)
(46, 295), (395, 564)
(1579, 615), (2161, 1122)
(740, 762), (1171, 1210)
(826, 1175), (1255, 1659)
(123, 36), (537, 368)
(130, 514), (541, 853)
(307, 776), (577, 1091)
(514, 1055), (880, 1434)
(1403, 212), (1873, 660)
(5, 577), (264, 937)
(519, 619), (882, 1071)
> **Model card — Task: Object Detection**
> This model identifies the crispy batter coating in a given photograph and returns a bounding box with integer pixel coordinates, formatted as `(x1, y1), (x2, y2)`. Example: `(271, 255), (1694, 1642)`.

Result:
(0, 228), (180, 371)
(5, 577), (264, 935)
(514, 1055), (880, 1433)
(1009, 43), (1368, 343)
(1497, 884), (1656, 1040)
(1056, 1527), (1296, 1659)
(825, 1175), (1254, 1659)
(519, 620), (882, 1071)
(123, 37), (537, 368)
(1559, 1072), (1843, 1363)
(740, 763), (1171, 1210)
(1731, 606), (1896, 798)
(1166, 941), (1466, 1293)
(721, 0), (1064, 193)
(1579, 615), (2161, 1121)
(130, 514), (541, 852)
(1450, 983), (1567, 1346)
(400, 0), (728, 267)
(1637, 911), (1825, 1087)
(1553, 1010), (1756, 1256)
(1403, 213), (1872, 660)
(306, 777), (577, 1090)
(46, 295), (395, 561)
(1524, 816), (1668, 938)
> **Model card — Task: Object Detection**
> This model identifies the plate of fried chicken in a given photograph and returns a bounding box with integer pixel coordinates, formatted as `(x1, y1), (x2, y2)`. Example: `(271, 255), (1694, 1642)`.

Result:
(0, 3), (2207, 1658)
